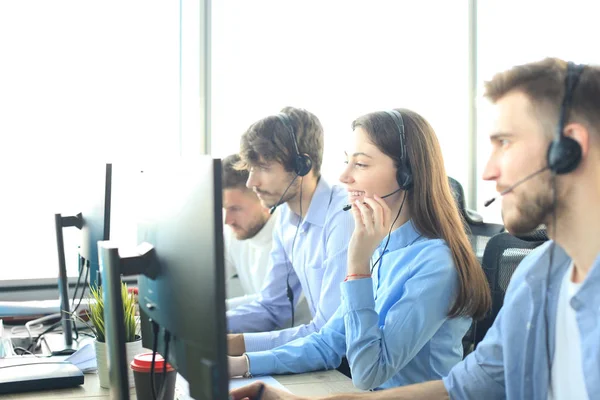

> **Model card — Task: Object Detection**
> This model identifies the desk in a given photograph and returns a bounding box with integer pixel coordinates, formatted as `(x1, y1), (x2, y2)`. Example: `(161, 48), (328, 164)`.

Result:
(275, 370), (362, 397)
(4, 369), (360, 399)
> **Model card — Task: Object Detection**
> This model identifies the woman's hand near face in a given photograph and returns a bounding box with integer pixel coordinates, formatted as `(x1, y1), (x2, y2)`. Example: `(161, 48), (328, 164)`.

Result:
(347, 195), (392, 276)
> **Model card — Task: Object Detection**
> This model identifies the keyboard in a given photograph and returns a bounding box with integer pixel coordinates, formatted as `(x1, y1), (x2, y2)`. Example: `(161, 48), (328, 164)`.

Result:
(0, 358), (84, 394)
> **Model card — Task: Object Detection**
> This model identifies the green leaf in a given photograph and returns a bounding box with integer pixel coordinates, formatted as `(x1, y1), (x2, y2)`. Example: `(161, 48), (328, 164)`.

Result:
(86, 282), (138, 343)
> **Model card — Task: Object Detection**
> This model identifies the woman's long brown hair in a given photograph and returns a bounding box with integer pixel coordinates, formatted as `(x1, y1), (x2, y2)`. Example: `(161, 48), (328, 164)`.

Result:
(352, 109), (491, 319)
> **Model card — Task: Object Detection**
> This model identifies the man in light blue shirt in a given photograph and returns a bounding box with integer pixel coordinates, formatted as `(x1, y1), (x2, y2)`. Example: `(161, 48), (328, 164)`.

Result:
(227, 107), (354, 355)
(230, 59), (600, 400)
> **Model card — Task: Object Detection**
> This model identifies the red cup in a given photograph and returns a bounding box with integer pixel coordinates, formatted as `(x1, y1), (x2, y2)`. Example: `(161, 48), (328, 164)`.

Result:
(131, 352), (176, 400)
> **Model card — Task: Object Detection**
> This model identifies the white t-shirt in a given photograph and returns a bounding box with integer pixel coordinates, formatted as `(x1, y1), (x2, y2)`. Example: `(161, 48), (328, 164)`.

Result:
(549, 262), (589, 400)
(224, 210), (277, 310)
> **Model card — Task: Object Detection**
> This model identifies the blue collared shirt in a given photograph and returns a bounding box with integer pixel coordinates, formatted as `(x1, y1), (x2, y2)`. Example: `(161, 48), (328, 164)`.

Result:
(227, 178), (354, 352)
(443, 242), (600, 399)
(248, 220), (471, 390)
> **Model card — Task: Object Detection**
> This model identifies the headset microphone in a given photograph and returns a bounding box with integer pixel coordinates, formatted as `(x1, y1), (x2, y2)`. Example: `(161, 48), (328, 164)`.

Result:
(269, 174), (299, 214)
(484, 165), (550, 207)
(342, 187), (403, 211)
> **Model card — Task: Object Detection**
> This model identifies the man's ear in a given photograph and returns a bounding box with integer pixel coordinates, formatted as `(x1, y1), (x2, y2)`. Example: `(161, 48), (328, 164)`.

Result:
(563, 122), (590, 159)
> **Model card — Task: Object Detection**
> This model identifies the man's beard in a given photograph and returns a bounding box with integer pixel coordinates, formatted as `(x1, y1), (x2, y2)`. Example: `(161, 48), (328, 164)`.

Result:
(502, 176), (555, 235)
(232, 214), (269, 240)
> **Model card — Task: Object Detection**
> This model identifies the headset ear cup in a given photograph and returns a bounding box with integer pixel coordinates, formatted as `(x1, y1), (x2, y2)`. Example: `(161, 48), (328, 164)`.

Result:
(403, 173), (413, 189)
(295, 154), (312, 177)
(547, 137), (582, 174)
(396, 169), (412, 190)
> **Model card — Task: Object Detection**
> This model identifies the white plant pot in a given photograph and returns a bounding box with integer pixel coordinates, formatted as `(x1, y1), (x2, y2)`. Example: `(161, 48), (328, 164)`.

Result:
(94, 338), (143, 389)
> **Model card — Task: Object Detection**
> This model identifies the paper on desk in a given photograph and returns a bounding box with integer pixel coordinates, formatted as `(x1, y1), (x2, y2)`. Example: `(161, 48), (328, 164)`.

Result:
(65, 343), (97, 373)
(175, 373), (290, 399)
(0, 319), (13, 358)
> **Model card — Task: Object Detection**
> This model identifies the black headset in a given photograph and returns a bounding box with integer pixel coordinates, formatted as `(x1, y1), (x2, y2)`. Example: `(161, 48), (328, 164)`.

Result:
(545, 61), (585, 390)
(547, 62), (584, 174)
(276, 112), (313, 177)
(484, 63), (585, 208)
(384, 109), (413, 189)
(274, 111), (312, 328)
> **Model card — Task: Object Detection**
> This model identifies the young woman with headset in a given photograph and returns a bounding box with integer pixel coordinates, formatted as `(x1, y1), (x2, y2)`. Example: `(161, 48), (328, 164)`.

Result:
(228, 108), (491, 391)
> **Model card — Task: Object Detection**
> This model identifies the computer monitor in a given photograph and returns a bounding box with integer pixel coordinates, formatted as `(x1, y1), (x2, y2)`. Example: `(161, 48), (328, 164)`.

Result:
(98, 157), (228, 400)
(79, 163), (113, 287)
(53, 163), (112, 354)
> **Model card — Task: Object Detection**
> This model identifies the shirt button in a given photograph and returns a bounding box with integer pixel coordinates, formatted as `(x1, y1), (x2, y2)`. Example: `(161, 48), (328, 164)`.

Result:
(571, 298), (581, 310)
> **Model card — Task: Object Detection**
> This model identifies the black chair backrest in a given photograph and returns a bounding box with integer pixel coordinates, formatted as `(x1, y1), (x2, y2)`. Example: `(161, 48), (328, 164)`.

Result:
(448, 177), (468, 218)
(473, 229), (549, 346)
(448, 177), (507, 356)
(468, 223), (505, 262)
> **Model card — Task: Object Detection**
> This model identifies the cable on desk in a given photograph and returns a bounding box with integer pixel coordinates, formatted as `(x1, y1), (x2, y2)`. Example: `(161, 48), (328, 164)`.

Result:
(27, 320), (62, 353)
(71, 255), (86, 310)
(72, 257), (91, 341)
(12, 346), (43, 357)
(150, 320), (160, 400)
(157, 329), (171, 400)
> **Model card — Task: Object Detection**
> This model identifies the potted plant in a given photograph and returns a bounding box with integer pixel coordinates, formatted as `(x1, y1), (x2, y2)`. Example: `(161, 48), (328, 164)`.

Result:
(86, 282), (142, 389)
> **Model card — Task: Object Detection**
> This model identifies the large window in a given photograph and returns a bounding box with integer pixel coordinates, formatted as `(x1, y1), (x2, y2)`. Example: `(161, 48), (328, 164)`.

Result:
(0, 1), (184, 281)
(211, 0), (472, 190)
(10, 1), (595, 283)
(476, 0), (599, 222)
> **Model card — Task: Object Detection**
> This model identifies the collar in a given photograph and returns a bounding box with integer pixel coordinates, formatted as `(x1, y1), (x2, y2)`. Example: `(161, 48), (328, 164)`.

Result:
(287, 177), (332, 228)
(378, 219), (423, 252)
(524, 242), (600, 292)
(574, 251), (600, 305)
(525, 242), (574, 286)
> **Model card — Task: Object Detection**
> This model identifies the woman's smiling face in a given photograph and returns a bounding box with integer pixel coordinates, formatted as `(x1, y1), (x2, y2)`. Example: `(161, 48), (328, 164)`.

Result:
(339, 126), (401, 204)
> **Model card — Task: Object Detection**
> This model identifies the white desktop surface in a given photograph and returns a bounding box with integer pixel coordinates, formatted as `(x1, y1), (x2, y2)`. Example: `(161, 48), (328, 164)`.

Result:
(274, 371), (363, 396)
(3, 369), (360, 399)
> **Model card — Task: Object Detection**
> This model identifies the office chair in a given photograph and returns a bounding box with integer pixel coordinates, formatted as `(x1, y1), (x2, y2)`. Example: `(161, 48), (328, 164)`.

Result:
(448, 177), (505, 261)
(447, 177), (503, 356)
(471, 229), (549, 348)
